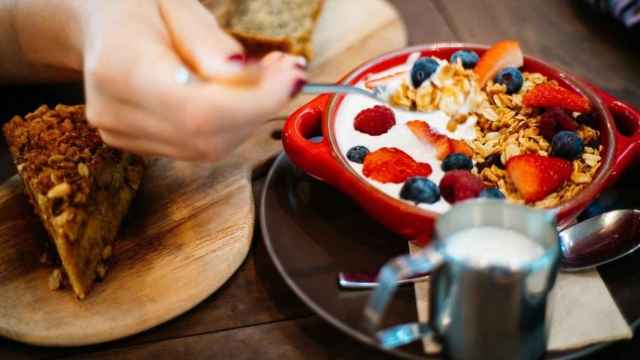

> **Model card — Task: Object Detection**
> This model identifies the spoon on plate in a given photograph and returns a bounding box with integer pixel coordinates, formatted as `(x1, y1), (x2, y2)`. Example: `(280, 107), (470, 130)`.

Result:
(559, 209), (640, 271)
(339, 209), (640, 289)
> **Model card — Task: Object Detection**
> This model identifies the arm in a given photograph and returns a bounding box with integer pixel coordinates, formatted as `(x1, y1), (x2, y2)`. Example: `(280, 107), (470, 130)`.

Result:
(0, 0), (83, 82)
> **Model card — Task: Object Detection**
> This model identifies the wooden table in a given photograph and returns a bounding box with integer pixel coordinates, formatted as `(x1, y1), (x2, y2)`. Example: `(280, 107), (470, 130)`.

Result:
(1, 0), (639, 358)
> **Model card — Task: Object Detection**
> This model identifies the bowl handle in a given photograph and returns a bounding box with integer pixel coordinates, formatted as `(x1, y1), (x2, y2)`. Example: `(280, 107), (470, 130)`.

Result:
(587, 83), (640, 184)
(283, 95), (345, 185)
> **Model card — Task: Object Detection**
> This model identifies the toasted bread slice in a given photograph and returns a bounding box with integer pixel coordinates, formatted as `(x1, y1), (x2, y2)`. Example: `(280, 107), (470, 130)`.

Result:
(3, 105), (144, 299)
(215, 0), (324, 60)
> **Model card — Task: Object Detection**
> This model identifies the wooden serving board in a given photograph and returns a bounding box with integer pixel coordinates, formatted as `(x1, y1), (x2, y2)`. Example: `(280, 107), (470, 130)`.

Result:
(0, 0), (407, 347)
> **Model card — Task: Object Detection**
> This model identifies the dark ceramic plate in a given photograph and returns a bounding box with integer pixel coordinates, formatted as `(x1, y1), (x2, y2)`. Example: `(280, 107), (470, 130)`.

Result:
(260, 152), (640, 359)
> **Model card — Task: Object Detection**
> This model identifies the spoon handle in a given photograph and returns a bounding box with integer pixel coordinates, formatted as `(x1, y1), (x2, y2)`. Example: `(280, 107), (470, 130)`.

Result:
(338, 271), (429, 289)
(302, 83), (381, 102)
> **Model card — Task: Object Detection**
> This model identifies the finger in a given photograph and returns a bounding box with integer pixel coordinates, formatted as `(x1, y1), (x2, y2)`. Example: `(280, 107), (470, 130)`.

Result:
(262, 51), (307, 69)
(98, 45), (304, 135)
(260, 51), (307, 70)
(88, 35), (193, 114)
(98, 129), (187, 159)
(85, 90), (185, 145)
(100, 128), (229, 162)
(157, 0), (245, 77)
(182, 53), (307, 132)
(261, 51), (286, 67)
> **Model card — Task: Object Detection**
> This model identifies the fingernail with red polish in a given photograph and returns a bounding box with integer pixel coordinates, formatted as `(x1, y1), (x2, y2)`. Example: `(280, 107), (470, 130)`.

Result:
(290, 79), (307, 98)
(227, 53), (247, 64)
(295, 57), (308, 70)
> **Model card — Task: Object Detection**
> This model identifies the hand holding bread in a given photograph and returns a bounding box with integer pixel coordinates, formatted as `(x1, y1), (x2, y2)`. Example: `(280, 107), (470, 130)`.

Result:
(10, 0), (312, 162)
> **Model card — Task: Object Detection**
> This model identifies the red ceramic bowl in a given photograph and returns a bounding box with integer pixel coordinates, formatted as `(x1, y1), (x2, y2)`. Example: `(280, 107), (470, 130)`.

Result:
(283, 43), (640, 245)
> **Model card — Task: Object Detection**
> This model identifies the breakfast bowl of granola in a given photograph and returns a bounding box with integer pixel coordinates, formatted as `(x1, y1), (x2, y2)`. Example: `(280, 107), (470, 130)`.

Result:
(283, 41), (640, 244)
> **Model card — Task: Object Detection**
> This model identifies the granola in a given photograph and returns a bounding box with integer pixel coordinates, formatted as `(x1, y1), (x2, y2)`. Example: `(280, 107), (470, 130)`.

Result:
(335, 42), (604, 212)
(388, 63), (602, 208)
(391, 61), (484, 118)
(471, 74), (601, 207)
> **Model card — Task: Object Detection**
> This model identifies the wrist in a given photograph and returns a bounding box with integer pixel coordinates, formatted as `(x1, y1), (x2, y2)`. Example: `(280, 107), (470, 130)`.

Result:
(14, 0), (86, 72)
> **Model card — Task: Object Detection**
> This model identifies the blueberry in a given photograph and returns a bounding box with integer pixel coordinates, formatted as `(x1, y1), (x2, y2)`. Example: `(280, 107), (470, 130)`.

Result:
(411, 58), (439, 88)
(476, 153), (503, 172)
(494, 67), (524, 94)
(450, 50), (479, 69)
(442, 153), (473, 171)
(551, 131), (584, 160)
(479, 187), (506, 199)
(576, 112), (597, 128)
(400, 177), (440, 204)
(346, 145), (369, 163)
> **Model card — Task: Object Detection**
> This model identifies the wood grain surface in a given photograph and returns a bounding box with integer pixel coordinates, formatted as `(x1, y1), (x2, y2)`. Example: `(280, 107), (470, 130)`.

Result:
(1, 0), (639, 358)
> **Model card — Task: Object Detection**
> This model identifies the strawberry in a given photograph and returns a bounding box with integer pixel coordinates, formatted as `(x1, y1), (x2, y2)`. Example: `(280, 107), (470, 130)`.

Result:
(406, 120), (450, 159)
(523, 83), (592, 113)
(363, 147), (432, 184)
(364, 72), (406, 90)
(354, 105), (396, 135)
(506, 154), (572, 202)
(406, 120), (472, 160)
(474, 40), (524, 86)
(439, 170), (485, 204)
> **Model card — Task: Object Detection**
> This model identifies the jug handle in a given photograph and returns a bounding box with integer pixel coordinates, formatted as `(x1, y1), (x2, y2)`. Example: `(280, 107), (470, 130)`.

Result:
(364, 246), (444, 349)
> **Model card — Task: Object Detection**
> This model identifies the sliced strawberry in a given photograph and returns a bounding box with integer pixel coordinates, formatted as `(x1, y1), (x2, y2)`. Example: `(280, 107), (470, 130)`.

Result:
(450, 139), (474, 157)
(433, 139), (451, 160)
(406, 120), (451, 160)
(506, 154), (572, 202)
(364, 72), (406, 90)
(474, 40), (524, 86)
(363, 147), (432, 184)
(523, 83), (592, 113)
(354, 105), (396, 135)
(406, 120), (471, 160)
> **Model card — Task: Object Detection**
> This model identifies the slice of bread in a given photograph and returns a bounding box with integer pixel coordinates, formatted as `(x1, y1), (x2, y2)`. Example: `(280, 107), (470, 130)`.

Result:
(213, 0), (324, 60)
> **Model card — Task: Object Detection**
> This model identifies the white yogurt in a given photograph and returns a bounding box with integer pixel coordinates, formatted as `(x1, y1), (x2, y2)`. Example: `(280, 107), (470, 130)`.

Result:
(334, 60), (478, 213)
(443, 226), (545, 267)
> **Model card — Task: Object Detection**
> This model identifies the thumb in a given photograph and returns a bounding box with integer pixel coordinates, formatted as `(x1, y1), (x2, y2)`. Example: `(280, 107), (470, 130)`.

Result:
(158, 0), (245, 78)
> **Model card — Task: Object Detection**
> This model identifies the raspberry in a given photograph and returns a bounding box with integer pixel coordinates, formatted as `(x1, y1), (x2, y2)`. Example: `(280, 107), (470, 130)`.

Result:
(363, 147), (432, 184)
(538, 108), (577, 141)
(354, 105), (396, 135)
(439, 170), (484, 204)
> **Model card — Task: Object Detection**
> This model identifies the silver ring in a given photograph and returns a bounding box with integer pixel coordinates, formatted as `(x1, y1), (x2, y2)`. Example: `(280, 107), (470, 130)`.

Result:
(176, 67), (193, 86)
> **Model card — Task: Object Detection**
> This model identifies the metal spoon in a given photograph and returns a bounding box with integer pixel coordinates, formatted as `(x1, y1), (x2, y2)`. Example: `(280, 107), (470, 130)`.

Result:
(559, 209), (640, 271)
(339, 209), (640, 289)
(302, 83), (409, 112)
(338, 271), (429, 289)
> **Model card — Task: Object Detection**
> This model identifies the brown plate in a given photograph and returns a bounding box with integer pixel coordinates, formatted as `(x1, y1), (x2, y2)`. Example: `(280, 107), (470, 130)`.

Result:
(260, 152), (640, 359)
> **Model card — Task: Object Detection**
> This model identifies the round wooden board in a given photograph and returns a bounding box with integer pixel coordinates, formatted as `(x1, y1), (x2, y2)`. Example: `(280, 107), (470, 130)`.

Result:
(0, 120), (283, 347)
(0, 0), (407, 346)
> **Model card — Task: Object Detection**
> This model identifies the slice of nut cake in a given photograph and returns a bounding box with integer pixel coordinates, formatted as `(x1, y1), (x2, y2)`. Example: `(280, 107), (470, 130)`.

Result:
(3, 105), (144, 299)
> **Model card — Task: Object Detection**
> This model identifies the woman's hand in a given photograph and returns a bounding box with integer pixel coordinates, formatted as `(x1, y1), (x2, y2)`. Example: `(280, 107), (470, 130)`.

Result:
(12, 0), (306, 161)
